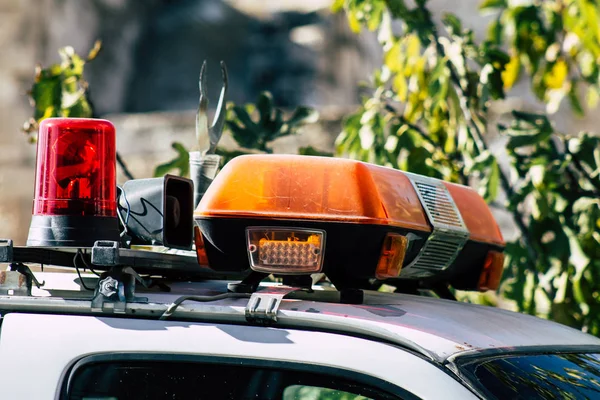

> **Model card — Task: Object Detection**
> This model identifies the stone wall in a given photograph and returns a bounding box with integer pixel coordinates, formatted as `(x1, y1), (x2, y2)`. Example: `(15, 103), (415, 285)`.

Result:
(0, 0), (43, 245)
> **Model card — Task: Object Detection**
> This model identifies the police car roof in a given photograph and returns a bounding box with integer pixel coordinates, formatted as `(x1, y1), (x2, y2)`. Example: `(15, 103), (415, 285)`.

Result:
(23, 273), (600, 364)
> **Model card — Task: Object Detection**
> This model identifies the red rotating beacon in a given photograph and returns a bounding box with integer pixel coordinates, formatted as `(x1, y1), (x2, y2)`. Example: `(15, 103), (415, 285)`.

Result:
(27, 118), (119, 247)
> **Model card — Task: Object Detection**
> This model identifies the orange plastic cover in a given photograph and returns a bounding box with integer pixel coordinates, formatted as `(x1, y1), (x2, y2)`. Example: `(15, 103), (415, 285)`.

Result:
(195, 155), (430, 231)
(444, 182), (505, 247)
(196, 155), (505, 247)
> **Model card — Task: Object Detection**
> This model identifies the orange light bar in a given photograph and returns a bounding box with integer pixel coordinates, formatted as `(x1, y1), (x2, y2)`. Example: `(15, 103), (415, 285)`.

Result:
(196, 155), (430, 231)
(478, 251), (505, 291)
(376, 233), (408, 279)
(445, 183), (504, 247)
(195, 155), (506, 287)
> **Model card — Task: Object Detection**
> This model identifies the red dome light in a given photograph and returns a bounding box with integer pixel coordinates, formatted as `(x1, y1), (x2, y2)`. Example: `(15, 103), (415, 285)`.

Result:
(27, 118), (119, 247)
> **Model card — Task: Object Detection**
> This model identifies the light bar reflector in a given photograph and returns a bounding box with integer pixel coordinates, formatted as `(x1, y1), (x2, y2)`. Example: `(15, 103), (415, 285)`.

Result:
(247, 227), (325, 274)
(376, 233), (408, 279)
(478, 251), (505, 291)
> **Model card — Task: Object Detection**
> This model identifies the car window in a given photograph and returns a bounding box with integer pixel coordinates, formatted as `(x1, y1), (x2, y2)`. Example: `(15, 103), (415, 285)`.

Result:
(284, 385), (372, 400)
(64, 358), (403, 400)
(460, 352), (600, 400)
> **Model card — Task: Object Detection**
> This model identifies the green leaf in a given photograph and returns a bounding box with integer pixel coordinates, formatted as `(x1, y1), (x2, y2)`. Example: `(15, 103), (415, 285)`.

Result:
(153, 142), (190, 178)
(298, 146), (334, 157)
(479, 0), (507, 13)
(502, 55), (520, 90)
(359, 124), (376, 149)
(288, 106), (319, 126)
(586, 86), (600, 109)
(348, 12), (362, 33)
(383, 0), (409, 19)
(256, 92), (273, 127)
(504, 111), (553, 150)
(487, 158), (500, 202)
(530, 218), (571, 263)
(487, 18), (503, 45)
(233, 106), (258, 132)
(25, 42), (100, 142)
(215, 147), (250, 167)
(86, 40), (102, 61)
(442, 13), (462, 37)
(568, 81), (585, 116)
(271, 109), (285, 137)
(530, 164), (545, 188)
(226, 92), (318, 152)
(543, 59), (568, 90)
(467, 150), (494, 173)
(331, 0), (345, 12)
(506, 130), (552, 150)
(367, 0), (386, 31)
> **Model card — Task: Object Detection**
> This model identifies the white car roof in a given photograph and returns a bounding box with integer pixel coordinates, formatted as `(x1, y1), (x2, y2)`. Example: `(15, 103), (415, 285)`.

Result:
(13, 273), (599, 363)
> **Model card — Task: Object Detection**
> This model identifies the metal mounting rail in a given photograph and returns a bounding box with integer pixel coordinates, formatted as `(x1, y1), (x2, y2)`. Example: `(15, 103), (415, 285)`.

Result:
(0, 296), (437, 362)
(0, 239), (246, 280)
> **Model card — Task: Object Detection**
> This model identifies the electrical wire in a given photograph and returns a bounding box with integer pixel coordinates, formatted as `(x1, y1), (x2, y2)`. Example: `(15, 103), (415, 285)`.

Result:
(116, 185), (131, 238)
(159, 293), (251, 320)
(77, 249), (101, 277)
(73, 251), (94, 291)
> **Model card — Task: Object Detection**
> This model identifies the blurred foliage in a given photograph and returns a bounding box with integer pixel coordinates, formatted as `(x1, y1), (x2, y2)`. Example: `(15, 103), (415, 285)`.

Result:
(23, 41), (102, 142)
(154, 142), (190, 178)
(283, 385), (371, 400)
(500, 113), (600, 332)
(154, 92), (320, 176)
(481, 0), (600, 115)
(23, 46), (321, 178)
(334, 0), (600, 334)
(226, 92), (319, 153)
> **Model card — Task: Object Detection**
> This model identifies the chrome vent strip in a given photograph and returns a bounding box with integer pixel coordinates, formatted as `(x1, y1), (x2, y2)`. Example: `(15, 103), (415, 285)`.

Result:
(401, 174), (469, 278)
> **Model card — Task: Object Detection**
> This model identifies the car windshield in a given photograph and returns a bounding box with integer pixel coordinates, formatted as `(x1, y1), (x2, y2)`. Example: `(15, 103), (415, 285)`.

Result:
(460, 352), (600, 400)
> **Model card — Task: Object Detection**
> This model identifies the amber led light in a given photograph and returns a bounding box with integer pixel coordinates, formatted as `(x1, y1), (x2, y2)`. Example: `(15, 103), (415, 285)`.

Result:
(247, 227), (325, 274)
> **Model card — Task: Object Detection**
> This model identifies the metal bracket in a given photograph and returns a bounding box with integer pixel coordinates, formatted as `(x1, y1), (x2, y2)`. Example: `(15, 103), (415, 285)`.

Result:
(9, 263), (45, 289)
(403, 174), (470, 278)
(0, 239), (13, 263)
(91, 240), (120, 266)
(91, 266), (149, 314)
(245, 286), (300, 324)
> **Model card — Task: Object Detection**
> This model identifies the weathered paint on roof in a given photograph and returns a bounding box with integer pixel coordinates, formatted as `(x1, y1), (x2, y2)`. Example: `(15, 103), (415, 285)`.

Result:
(277, 290), (600, 361)
(24, 274), (600, 363)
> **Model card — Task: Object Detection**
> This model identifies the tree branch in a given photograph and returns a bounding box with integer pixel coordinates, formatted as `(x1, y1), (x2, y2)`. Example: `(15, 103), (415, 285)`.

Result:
(116, 152), (135, 181)
(385, 104), (468, 184)
(423, 8), (540, 266)
(569, 151), (600, 194)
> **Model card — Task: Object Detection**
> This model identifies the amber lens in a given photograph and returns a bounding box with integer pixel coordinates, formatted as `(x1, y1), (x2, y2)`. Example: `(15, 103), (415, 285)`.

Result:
(478, 251), (505, 291)
(194, 226), (209, 267)
(376, 233), (408, 280)
(247, 227), (325, 274)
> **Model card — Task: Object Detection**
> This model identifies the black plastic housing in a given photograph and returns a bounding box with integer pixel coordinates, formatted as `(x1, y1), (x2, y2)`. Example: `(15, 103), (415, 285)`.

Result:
(195, 216), (503, 291)
(119, 175), (194, 250)
(195, 216), (427, 289)
(27, 215), (119, 247)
